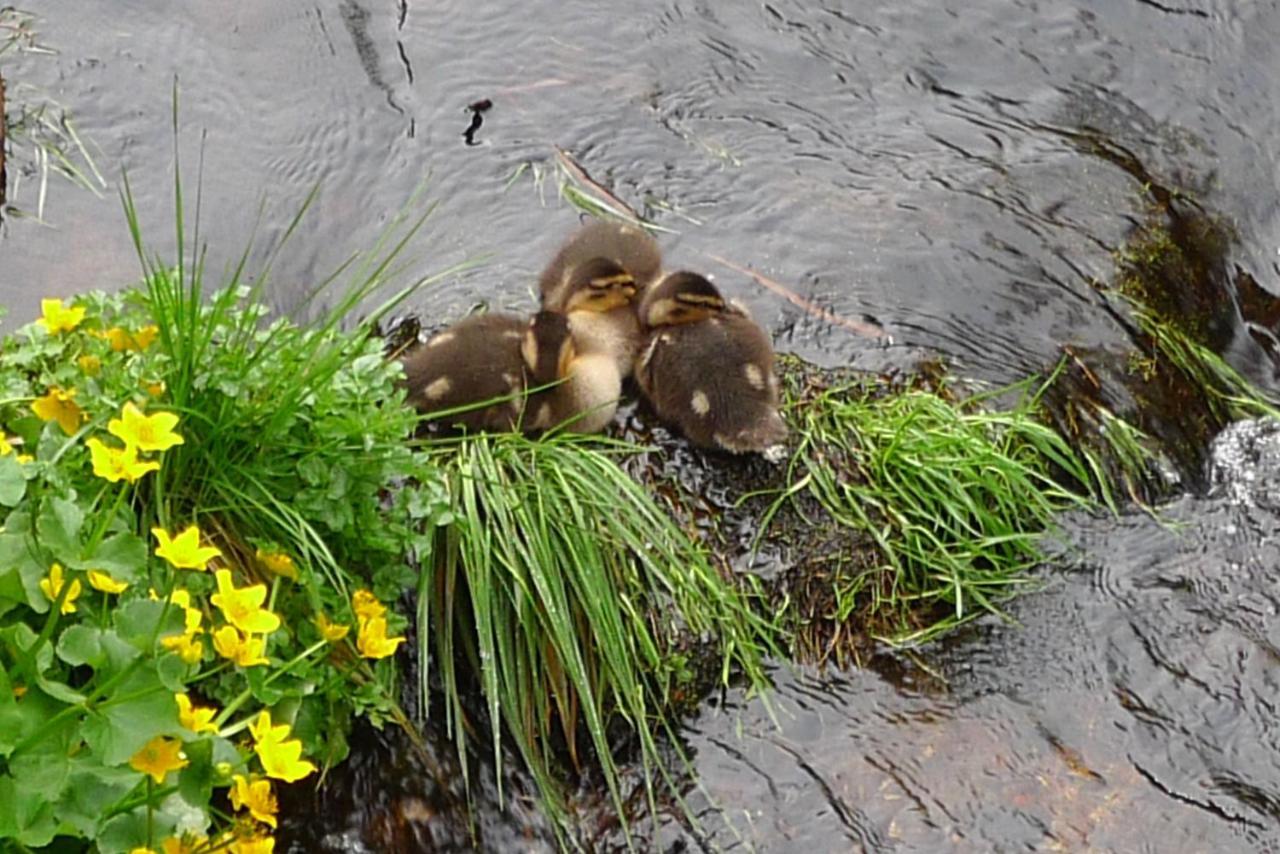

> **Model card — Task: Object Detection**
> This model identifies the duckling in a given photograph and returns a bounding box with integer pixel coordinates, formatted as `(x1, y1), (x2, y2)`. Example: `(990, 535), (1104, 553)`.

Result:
(539, 221), (663, 308)
(399, 312), (530, 431)
(520, 310), (622, 434)
(635, 271), (787, 454)
(539, 222), (663, 378)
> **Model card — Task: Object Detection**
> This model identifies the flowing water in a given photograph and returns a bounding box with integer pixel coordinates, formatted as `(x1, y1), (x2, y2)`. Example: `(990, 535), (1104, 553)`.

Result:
(5, 1), (1280, 849)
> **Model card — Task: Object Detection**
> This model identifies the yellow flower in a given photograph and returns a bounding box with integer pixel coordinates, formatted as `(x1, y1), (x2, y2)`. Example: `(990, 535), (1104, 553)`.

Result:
(39, 563), (81, 614)
(129, 736), (188, 783)
(77, 354), (102, 376)
(104, 327), (130, 351)
(32, 387), (85, 435)
(256, 549), (297, 580)
(108, 402), (184, 452)
(175, 692), (218, 735)
(86, 437), (161, 483)
(249, 711), (316, 783)
(158, 589), (205, 662)
(161, 632), (205, 664)
(152, 524), (221, 570)
(129, 848), (158, 854)
(166, 589), (204, 634)
(37, 298), (86, 334)
(212, 625), (268, 667)
(13, 683), (27, 699)
(211, 570), (281, 634)
(229, 835), (274, 854)
(313, 613), (350, 642)
(161, 835), (208, 854)
(105, 325), (160, 353)
(356, 616), (405, 660)
(0, 437), (29, 463)
(134, 325), (160, 349)
(144, 380), (167, 397)
(351, 589), (386, 621)
(230, 774), (278, 828)
(87, 569), (129, 594)
(248, 709), (291, 747)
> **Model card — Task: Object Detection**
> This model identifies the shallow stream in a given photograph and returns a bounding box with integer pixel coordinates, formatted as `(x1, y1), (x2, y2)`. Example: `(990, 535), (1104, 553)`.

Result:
(5, 1), (1280, 849)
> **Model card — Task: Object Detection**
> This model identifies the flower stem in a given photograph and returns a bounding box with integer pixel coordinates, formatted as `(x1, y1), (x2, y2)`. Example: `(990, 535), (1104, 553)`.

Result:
(212, 638), (328, 728)
(145, 777), (154, 847)
(83, 482), (128, 556)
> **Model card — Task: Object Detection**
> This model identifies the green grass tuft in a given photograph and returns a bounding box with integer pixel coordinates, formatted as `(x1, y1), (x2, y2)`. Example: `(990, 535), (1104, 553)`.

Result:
(418, 430), (778, 835)
(773, 371), (1100, 647)
(1125, 295), (1280, 423)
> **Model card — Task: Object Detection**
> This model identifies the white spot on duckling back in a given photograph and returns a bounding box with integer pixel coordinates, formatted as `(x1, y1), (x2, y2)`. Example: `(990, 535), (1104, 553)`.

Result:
(424, 377), (452, 401)
(743, 363), (765, 390)
(691, 390), (710, 416)
(503, 373), (520, 391)
(534, 402), (552, 428)
(427, 332), (455, 348)
(503, 329), (523, 340)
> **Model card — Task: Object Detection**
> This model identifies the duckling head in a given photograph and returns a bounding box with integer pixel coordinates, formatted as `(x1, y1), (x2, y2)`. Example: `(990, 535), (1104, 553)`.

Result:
(522, 310), (577, 386)
(562, 258), (639, 314)
(640, 271), (728, 328)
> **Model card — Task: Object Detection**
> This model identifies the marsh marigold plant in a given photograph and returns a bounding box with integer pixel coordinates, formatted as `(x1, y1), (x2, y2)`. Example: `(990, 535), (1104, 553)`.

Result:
(1, 259), (445, 851)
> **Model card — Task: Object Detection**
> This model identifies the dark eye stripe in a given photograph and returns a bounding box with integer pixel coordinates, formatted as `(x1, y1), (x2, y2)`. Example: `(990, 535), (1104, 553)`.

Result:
(675, 294), (723, 307)
(589, 274), (636, 289)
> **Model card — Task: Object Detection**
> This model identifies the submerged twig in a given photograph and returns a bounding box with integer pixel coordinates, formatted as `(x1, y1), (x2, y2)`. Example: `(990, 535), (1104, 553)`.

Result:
(549, 146), (676, 231)
(553, 145), (644, 221)
(1, 70), (7, 210)
(706, 253), (891, 341)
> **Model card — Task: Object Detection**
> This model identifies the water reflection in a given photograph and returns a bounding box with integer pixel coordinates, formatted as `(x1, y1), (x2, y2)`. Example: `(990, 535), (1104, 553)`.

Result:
(6, 2), (1276, 376)
(5, 1), (1280, 849)
(612, 421), (1280, 850)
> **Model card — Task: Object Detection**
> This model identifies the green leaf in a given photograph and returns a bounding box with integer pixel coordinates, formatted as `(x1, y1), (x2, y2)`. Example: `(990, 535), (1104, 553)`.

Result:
(82, 666), (183, 765)
(8, 735), (74, 800)
(156, 652), (189, 692)
(293, 692), (352, 769)
(68, 531), (148, 582)
(98, 791), (205, 852)
(0, 686), (71, 763)
(0, 454), (25, 507)
(35, 673), (87, 704)
(0, 622), (52, 682)
(114, 599), (185, 652)
(0, 564), (25, 614)
(176, 737), (214, 811)
(0, 516), (52, 613)
(327, 465), (350, 499)
(55, 623), (104, 667)
(245, 664), (287, 705)
(56, 624), (140, 678)
(298, 456), (327, 486)
(97, 809), (148, 854)
(37, 494), (84, 562)
(54, 759), (141, 837)
(0, 773), (58, 846)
